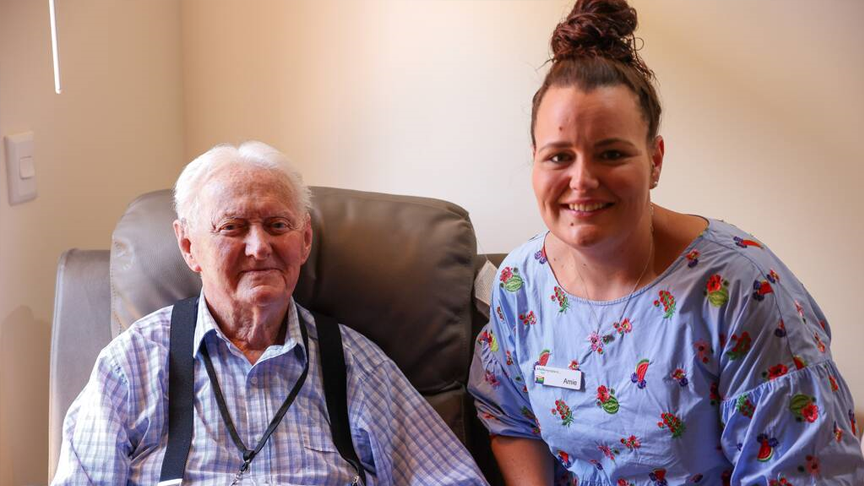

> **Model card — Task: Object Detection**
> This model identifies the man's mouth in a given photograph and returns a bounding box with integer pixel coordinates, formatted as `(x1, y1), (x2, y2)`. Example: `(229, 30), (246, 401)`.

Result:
(242, 268), (278, 274)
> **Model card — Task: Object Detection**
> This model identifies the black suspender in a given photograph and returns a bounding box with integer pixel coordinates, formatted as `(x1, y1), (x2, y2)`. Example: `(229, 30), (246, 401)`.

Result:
(158, 297), (197, 486)
(314, 311), (367, 486)
(158, 299), (367, 485)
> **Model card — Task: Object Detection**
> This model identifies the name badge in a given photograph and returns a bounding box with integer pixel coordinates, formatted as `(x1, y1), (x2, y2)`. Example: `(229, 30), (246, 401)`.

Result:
(534, 365), (583, 391)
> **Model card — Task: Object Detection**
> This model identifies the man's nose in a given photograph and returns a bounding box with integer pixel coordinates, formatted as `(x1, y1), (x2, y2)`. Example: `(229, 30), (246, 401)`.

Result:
(245, 225), (272, 260)
(568, 159), (600, 191)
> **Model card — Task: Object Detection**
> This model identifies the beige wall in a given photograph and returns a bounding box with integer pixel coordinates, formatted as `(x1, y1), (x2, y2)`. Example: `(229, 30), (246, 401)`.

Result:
(1, 0), (862, 483)
(642, 0), (864, 408)
(182, 0), (864, 405)
(182, 0), (556, 251)
(0, 0), (185, 484)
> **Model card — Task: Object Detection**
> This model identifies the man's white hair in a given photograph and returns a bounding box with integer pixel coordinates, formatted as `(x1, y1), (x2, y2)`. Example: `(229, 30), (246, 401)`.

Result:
(173, 141), (312, 228)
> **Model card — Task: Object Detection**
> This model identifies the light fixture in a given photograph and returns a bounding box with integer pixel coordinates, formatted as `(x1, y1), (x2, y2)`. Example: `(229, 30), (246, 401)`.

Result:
(49, 0), (61, 94)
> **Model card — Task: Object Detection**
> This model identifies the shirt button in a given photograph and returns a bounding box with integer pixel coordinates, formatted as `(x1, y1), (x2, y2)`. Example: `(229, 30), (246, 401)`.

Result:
(250, 376), (259, 386)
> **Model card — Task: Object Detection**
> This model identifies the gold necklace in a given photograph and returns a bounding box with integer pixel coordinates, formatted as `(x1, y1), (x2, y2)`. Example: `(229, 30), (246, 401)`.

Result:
(574, 212), (655, 342)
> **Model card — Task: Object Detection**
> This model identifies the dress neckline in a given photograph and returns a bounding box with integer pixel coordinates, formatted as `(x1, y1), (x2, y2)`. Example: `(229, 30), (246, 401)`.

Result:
(537, 218), (712, 306)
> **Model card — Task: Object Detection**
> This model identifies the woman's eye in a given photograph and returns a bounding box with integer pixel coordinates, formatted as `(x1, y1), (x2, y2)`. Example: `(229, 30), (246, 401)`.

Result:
(549, 153), (573, 164)
(601, 150), (625, 161)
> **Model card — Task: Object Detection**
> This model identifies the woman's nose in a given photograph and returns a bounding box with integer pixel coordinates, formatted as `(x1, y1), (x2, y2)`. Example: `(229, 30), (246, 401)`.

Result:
(568, 159), (600, 191)
(245, 225), (272, 260)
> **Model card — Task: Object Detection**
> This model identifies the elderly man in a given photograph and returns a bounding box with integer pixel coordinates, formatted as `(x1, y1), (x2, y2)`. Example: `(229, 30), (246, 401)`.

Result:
(52, 142), (487, 485)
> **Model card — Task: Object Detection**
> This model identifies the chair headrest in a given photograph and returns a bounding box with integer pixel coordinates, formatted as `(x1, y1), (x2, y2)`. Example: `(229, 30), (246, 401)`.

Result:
(110, 187), (477, 392)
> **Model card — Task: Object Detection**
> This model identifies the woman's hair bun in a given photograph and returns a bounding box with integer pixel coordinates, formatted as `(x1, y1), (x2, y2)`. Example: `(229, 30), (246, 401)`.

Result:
(551, 0), (650, 77)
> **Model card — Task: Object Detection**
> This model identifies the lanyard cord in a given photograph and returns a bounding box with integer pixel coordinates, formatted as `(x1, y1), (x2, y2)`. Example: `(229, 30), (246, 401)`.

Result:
(199, 314), (310, 478)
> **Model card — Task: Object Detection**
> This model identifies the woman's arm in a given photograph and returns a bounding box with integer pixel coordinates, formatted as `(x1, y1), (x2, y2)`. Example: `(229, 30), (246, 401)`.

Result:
(491, 435), (554, 486)
(716, 242), (864, 483)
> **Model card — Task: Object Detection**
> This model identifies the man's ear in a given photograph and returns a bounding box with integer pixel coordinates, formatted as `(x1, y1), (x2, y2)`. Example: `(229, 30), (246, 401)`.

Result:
(300, 214), (313, 264)
(174, 219), (202, 273)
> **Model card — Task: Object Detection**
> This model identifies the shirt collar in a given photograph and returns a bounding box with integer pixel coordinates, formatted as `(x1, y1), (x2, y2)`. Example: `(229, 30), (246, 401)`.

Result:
(191, 289), (307, 362)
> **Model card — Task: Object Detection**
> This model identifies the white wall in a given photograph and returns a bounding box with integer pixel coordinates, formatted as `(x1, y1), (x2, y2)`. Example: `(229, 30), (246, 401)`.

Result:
(182, 0), (864, 406)
(0, 0), (185, 484)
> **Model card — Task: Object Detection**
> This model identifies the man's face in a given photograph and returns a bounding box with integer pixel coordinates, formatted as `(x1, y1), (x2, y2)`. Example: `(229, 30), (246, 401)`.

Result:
(175, 165), (312, 313)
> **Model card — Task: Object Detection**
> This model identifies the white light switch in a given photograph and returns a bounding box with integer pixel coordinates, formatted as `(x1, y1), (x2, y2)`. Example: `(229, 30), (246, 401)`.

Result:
(19, 156), (35, 179)
(4, 131), (38, 205)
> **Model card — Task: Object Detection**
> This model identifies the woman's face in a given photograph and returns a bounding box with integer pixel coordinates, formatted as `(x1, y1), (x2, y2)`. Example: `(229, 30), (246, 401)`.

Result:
(532, 84), (663, 252)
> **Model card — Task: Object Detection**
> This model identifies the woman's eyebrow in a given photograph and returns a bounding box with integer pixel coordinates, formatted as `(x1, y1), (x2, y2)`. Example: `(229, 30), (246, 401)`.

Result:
(594, 138), (636, 148)
(536, 141), (571, 153)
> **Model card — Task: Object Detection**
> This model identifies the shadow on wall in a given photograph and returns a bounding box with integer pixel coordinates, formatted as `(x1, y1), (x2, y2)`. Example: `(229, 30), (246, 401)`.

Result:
(0, 306), (50, 486)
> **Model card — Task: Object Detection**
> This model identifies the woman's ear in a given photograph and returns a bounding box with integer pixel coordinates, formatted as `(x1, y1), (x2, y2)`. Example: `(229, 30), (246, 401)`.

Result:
(650, 136), (665, 188)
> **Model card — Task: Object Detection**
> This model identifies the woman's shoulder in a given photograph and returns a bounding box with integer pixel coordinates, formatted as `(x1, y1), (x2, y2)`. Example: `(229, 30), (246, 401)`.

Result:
(695, 218), (790, 275)
(668, 217), (820, 327)
(498, 232), (547, 270)
(492, 233), (555, 306)
(695, 218), (818, 323)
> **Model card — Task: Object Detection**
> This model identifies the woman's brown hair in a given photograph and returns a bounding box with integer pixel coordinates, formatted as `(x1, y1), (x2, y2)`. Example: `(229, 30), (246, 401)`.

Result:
(531, 0), (661, 146)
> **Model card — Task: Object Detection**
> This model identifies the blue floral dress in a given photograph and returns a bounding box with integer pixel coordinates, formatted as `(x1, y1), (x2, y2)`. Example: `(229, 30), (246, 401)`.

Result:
(468, 219), (864, 485)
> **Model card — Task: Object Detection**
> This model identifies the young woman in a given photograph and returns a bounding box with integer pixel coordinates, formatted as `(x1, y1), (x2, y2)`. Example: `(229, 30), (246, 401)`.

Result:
(468, 1), (864, 484)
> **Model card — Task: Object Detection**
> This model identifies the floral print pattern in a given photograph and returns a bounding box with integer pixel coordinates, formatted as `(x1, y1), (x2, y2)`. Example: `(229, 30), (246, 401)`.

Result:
(726, 331), (752, 360)
(704, 274), (730, 307)
(596, 385), (620, 414)
(789, 394), (819, 423)
(552, 399), (574, 427)
(657, 412), (686, 438)
(551, 286), (570, 313)
(653, 290), (677, 318)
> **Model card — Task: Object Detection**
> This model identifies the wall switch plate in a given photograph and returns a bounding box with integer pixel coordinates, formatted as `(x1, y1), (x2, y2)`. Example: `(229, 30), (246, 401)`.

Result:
(4, 131), (37, 205)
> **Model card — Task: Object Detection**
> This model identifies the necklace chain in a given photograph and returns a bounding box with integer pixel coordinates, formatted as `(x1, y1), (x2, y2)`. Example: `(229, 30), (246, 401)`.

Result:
(574, 210), (655, 335)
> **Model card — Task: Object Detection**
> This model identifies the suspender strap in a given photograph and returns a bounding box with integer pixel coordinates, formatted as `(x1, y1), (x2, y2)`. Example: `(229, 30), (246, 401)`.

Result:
(314, 311), (367, 486)
(158, 300), (366, 485)
(158, 297), (198, 485)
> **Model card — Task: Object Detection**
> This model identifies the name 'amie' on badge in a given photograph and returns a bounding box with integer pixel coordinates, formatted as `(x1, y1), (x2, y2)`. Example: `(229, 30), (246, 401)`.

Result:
(535, 365), (584, 391)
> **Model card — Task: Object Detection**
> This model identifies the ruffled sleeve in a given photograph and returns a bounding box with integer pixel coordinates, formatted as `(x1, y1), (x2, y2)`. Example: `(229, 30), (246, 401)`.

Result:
(468, 273), (542, 440)
(717, 251), (864, 484)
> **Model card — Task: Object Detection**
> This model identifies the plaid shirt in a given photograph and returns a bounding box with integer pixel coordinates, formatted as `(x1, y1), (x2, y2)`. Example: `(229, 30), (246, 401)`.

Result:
(53, 293), (487, 485)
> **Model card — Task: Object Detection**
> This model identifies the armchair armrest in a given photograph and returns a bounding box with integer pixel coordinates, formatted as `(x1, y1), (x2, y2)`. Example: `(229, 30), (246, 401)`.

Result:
(49, 249), (112, 479)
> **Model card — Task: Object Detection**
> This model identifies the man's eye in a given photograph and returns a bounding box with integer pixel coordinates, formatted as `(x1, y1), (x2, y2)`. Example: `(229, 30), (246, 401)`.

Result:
(218, 222), (243, 234)
(268, 220), (295, 232)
